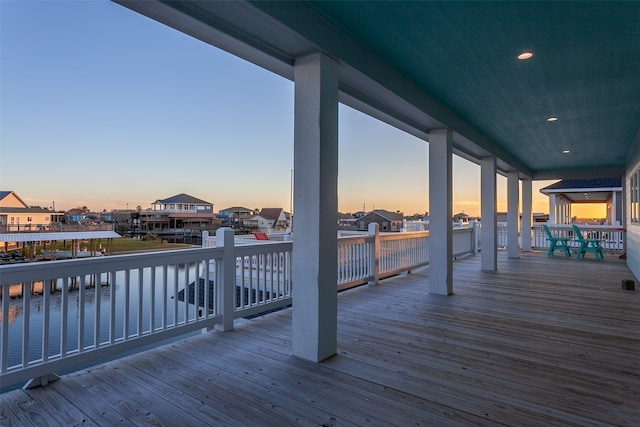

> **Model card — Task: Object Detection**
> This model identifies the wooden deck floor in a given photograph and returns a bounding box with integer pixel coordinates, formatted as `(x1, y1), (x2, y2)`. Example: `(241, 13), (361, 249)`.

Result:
(2, 251), (639, 426)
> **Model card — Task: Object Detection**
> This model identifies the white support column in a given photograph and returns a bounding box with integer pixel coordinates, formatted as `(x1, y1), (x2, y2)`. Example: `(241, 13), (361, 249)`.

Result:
(291, 53), (338, 362)
(428, 129), (453, 295)
(549, 195), (557, 224)
(368, 223), (380, 285)
(481, 157), (497, 271)
(521, 178), (532, 251)
(507, 171), (520, 259)
(215, 227), (235, 332)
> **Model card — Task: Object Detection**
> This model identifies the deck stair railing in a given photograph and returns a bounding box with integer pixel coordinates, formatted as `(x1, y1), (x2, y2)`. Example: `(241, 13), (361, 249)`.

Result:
(1, 225), (482, 391)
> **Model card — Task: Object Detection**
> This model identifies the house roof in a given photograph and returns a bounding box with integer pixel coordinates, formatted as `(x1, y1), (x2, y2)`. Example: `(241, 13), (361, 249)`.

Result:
(540, 177), (623, 203)
(0, 207), (55, 214)
(154, 193), (211, 205)
(0, 191), (28, 208)
(540, 177), (622, 192)
(363, 209), (404, 222)
(259, 208), (284, 222)
(219, 207), (254, 213)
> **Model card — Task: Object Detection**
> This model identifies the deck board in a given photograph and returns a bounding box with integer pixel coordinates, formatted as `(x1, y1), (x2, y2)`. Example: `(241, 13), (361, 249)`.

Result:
(2, 250), (639, 426)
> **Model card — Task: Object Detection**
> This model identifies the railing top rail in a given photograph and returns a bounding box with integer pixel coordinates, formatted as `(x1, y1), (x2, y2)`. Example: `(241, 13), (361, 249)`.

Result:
(0, 247), (223, 284)
(533, 223), (624, 229)
(234, 241), (292, 256)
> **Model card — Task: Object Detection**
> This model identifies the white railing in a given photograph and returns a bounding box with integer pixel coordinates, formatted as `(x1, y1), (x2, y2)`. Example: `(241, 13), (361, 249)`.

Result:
(497, 223), (508, 248)
(337, 233), (374, 290)
(334, 224), (478, 290)
(0, 229), (292, 390)
(494, 223), (626, 252)
(1, 248), (223, 390)
(531, 224), (626, 252)
(1, 225), (480, 391)
(454, 225), (479, 257)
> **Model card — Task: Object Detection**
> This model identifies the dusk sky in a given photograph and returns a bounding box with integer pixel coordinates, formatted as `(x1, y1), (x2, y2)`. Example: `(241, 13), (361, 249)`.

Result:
(2, 1), (590, 217)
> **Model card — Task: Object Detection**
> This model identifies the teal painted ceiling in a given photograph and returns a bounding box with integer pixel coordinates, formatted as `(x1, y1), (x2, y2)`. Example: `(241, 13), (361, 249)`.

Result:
(303, 1), (640, 176)
(120, 1), (640, 178)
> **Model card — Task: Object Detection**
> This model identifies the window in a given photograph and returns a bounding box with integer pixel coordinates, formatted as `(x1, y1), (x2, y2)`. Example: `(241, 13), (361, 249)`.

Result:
(631, 169), (640, 224)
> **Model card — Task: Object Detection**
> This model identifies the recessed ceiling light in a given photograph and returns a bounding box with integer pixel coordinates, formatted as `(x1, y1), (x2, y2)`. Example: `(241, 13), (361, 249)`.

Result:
(518, 52), (534, 60)
(563, 150), (571, 154)
(547, 117), (559, 122)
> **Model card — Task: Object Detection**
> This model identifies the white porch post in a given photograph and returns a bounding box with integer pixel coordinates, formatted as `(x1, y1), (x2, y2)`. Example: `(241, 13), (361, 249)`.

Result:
(521, 178), (532, 251)
(428, 129), (453, 295)
(481, 157), (497, 271)
(549, 195), (557, 224)
(291, 53), (338, 362)
(215, 227), (235, 332)
(507, 171), (520, 259)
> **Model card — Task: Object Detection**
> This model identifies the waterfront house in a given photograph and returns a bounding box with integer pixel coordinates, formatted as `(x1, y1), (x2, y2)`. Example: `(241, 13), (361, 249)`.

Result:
(257, 208), (289, 231)
(337, 212), (356, 229)
(356, 209), (404, 232)
(217, 206), (258, 228)
(235, 208), (289, 233)
(139, 193), (218, 234)
(240, 213), (271, 233)
(0, 191), (59, 233)
(2, 2), (639, 424)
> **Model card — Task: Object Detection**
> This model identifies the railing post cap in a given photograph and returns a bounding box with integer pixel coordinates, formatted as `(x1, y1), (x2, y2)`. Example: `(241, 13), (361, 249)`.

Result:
(368, 222), (379, 235)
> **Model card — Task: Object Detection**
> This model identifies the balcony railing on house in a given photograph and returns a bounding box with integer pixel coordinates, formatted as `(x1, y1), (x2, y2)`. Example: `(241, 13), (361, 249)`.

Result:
(495, 223), (626, 253)
(530, 224), (626, 252)
(1, 221), (625, 391)
(0, 225), (482, 390)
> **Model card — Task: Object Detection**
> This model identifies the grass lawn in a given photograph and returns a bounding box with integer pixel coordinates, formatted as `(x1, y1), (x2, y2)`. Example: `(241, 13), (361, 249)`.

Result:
(40, 238), (194, 254)
(105, 238), (194, 253)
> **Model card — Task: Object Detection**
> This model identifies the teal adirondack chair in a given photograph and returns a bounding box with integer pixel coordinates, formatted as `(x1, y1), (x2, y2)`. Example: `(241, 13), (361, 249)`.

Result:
(572, 225), (604, 259)
(542, 225), (571, 257)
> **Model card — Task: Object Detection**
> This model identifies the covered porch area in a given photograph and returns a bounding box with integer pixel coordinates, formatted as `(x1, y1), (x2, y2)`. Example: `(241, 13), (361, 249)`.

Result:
(3, 250), (638, 426)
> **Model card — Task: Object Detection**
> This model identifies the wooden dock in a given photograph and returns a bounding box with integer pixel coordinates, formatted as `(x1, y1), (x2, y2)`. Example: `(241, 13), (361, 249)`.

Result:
(2, 250), (639, 426)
